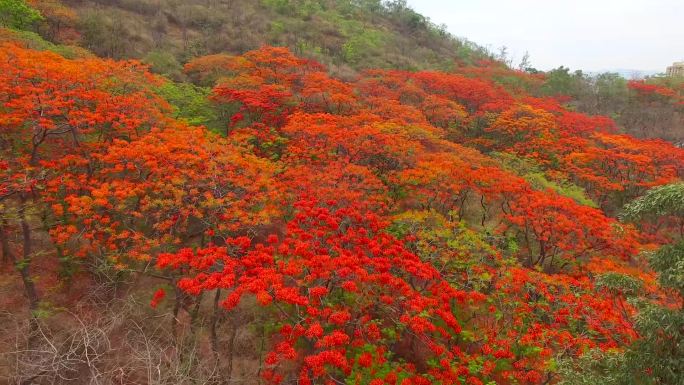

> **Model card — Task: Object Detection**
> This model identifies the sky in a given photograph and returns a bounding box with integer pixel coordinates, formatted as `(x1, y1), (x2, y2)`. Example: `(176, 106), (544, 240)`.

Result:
(406, 0), (684, 72)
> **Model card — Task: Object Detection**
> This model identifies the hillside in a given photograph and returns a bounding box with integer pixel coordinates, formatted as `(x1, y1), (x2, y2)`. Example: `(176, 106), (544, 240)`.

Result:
(44, 0), (490, 76)
(1, 1), (684, 385)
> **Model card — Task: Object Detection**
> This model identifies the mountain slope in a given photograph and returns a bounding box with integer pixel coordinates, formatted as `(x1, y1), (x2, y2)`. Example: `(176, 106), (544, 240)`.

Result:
(52, 0), (490, 75)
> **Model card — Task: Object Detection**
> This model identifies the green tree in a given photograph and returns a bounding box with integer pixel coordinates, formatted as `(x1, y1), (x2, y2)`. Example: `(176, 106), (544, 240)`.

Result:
(594, 72), (628, 115)
(541, 66), (588, 97)
(622, 183), (684, 229)
(561, 183), (684, 385)
(0, 0), (43, 30)
(155, 82), (221, 130)
(620, 184), (684, 385)
(144, 49), (183, 80)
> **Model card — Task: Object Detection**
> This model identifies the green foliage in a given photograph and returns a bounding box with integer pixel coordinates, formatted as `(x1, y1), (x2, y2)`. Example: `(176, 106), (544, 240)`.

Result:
(621, 184), (684, 385)
(557, 349), (630, 385)
(595, 272), (643, 297)
(525, 172), (597, 208)
(649, 241), (684, 296)
(624, 299), (684, 385)
(0, 28), (86, 58)
(155, 82), (221, 130)
(494, 152), (597, 207)
(0, 0), (43, 30)
(621, 182), (684, 223)
(342, 29), (383, 64)
(541, 66), (586, 96)
(144, 49), (183, 79)
(594, 72), (629, 113)
(567, 186), (684, 384)
(262, 0), (324, 17)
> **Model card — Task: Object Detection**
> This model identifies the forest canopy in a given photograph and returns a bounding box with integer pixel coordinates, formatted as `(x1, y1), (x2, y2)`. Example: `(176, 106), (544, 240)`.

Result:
(0, 1), (683, 385)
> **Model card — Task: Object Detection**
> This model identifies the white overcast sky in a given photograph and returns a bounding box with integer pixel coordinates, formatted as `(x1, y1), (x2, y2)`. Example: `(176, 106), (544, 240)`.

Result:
(406, 0), (684, 72)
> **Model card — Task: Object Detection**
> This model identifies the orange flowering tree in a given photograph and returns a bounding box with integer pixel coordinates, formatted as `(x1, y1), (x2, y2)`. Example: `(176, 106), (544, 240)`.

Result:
(0, 43), (168, 336)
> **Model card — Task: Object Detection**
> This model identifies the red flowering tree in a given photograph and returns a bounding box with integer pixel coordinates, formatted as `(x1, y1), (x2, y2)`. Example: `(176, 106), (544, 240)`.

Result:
(157, 200), (498, 385)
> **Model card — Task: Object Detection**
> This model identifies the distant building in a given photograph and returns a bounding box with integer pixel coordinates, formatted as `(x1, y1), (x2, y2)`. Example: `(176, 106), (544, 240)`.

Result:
(666, 61), (684, 77)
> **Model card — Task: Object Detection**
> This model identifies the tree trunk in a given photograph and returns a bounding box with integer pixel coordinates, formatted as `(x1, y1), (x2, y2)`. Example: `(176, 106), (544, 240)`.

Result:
(172, 281), (182, 341)
(225, 312), (238, 381)
(18, 195), (40, 347)
(0, 218), (11, 265)
(210, 289), (222, 359)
